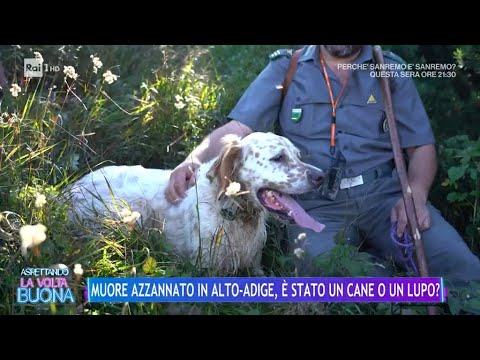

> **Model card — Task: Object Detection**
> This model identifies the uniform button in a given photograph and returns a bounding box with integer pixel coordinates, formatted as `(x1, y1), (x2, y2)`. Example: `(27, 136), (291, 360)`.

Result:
(343, 145), (349, 150)
(347, 169), (354, 175)
(338, 130), (343, 134)
(296, 97), (301, 101)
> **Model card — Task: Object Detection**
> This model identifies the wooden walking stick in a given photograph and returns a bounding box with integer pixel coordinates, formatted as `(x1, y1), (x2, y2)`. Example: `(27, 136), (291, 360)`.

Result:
(372, 45), (438, 315)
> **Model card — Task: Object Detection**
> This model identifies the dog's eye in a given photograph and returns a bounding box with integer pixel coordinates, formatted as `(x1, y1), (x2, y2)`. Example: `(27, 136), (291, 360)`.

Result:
(271, 154), (284, 162)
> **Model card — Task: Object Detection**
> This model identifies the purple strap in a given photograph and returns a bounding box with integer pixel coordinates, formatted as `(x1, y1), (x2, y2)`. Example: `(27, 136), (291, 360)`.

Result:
(83, 286), (88, 302)
(390, 222), (419, 276)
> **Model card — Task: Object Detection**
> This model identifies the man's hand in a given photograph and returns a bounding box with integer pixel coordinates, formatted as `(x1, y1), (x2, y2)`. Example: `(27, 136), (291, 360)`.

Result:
(165, 158), (201, 204)
(164, 120), (252, 204)
(390, 186), (431, 238)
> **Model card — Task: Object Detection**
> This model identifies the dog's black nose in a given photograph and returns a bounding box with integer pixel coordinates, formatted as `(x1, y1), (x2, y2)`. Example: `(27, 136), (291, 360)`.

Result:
(307, 167), (325, 186)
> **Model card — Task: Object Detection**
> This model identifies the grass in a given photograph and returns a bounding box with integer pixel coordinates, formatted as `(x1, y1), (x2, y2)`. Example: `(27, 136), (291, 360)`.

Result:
(0, 45), (473, 315)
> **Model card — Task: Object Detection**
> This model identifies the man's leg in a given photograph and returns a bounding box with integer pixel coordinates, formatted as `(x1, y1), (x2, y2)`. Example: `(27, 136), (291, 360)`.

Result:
(358, 195), (480, 284)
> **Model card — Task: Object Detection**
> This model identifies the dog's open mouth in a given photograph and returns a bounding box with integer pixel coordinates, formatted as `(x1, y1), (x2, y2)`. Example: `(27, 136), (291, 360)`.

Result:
(257, 189), (325, 233)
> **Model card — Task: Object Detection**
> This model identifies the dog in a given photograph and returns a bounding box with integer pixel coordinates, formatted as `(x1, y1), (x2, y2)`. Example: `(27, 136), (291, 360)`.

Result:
(67, 132), (326, 274)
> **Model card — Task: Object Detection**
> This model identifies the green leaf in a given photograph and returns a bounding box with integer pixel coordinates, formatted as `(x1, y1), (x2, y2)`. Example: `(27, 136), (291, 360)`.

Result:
(472, 190), (480, 197)
(460, 154), (471, 165)
(471, 142), (480, 156)
(446, 192), (457, 202)
(276, 255), (291, 268)
(448, 165), (468, 182)
(345, 260), (371, 277)
(456, 134), (470, 143)
(142, 256), (158, 275)
(463, 299), (480, 314)
(447, 192), (468, 202)
(469, 168), (478, 181)
(447, 296), (463, 315)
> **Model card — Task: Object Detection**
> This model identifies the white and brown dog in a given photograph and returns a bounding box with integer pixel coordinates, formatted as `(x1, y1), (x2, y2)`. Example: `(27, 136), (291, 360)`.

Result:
(67, 132), (325, 274)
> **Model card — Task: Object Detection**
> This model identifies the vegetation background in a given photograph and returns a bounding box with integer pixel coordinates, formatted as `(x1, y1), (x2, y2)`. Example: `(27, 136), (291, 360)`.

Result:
(0, 44), (479, 315)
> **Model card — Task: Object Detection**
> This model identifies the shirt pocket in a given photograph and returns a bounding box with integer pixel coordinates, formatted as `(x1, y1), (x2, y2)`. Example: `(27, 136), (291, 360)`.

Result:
(279, 93), (332, 138)
(342, 103), (387, 139)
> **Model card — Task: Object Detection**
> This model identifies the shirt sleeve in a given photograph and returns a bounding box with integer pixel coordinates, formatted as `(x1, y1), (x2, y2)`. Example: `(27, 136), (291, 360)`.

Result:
(227, 56), (290, 133)
(392, 76), (436, 148)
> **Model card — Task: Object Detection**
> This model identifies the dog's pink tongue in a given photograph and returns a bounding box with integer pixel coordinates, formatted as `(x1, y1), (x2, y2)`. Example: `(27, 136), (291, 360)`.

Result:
(276, 193), (325, 233)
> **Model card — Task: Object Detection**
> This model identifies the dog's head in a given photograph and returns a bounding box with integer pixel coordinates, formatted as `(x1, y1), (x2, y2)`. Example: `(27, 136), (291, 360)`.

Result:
(207, 132), (325, 232)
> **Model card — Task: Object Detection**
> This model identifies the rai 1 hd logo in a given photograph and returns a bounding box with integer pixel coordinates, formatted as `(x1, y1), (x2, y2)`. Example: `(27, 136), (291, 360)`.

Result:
(24, 54), (60, 78)
(17, 266), (75, 305)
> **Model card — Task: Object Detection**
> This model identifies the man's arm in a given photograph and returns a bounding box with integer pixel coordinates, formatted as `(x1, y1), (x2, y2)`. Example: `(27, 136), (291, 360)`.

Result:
(391, 144), (438, 236)
(405, 144), (438, 203)
(185, 120), (252, 166)
(165, 120), (252, 203)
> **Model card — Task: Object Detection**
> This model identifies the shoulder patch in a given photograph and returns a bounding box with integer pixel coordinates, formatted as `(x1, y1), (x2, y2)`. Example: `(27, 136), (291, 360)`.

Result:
(269, 49), (294, 61)
(383, 50), (407, 65)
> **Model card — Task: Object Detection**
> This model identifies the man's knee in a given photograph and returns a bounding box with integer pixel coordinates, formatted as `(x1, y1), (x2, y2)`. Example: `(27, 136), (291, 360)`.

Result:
(422, 205), (480, 282)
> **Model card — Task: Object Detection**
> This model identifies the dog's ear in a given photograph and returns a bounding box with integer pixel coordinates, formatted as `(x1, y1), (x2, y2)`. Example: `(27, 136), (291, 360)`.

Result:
(207, 135), (242, 200)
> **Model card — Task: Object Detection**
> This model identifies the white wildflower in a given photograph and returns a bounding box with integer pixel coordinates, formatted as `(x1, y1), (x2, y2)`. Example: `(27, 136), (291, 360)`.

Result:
(73, 263), (84, 276)
(294, 247), (305, 259)
(0, 112), (8, 124)
(225, 182), (241, 197)
(90, 55), (103, 74)
(120, 208), (132, 218)
(174, 101), (186, 110)
(102, 70), (119, 84)
(120, 208), (140, 224)
(19, 223), (47, 257)
(122, 211), (141, 224)
(34, 51), (44, 63)
(294, 232), (306, 244)
(175, 94), (187, 110)
(34, 193), (47, 208)
(185, 95), (201, 106)
(10, 84), (21, 97)
(63, 66), (78, 80)
(49, 263), (68, 271)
